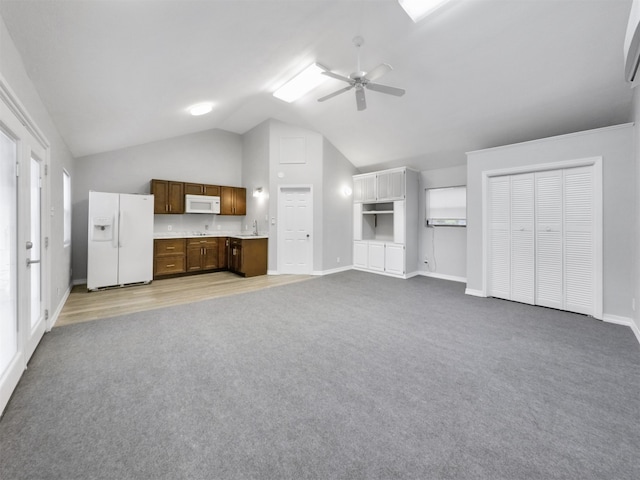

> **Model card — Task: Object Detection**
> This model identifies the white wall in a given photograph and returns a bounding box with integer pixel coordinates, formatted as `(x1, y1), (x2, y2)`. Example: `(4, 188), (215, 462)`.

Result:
(322, 138), (358, 272)
(632, 89), (640, 339)
(73, 128), (243, 281)
(242, 120), (271, 238)
(268, 120), (324, 273)
(0, 15), (75, 319)
(419, 165), (467, 282)
(466, 124), (635, 321)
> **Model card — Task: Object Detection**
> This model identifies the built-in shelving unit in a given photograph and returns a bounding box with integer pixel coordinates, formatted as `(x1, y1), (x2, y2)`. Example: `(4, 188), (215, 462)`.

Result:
(352, 167), (419, 278)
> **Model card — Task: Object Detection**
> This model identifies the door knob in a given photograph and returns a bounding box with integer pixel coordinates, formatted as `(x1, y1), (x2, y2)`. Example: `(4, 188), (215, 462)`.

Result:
(306, 234), (310, 238)
(26, 241), (33, 249)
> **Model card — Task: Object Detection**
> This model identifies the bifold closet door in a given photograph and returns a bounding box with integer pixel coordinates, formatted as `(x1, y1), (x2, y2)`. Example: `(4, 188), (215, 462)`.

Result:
(535, 170), (563, 309)
(510, 173), (535, 305)
(488, 176), (511, 300)
(488, 165), (595, 316)
(563, 166), (594, 315)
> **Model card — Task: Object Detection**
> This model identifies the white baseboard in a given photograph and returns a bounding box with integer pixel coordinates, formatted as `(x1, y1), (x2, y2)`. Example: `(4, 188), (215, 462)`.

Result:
(418, 271), (467, 283)
(73, 278), (86, 286)
(352, 266), (416, 279)
(48, 284), (71, 330)
(465, 288), (485, 297)
(632, 320), (640, 345)
(312, 265), (352, 276)
(603, 314), (640, 345)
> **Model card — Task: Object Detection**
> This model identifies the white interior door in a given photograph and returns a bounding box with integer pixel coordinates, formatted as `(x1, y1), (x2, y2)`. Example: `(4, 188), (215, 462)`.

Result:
(278, 187), (312, 274)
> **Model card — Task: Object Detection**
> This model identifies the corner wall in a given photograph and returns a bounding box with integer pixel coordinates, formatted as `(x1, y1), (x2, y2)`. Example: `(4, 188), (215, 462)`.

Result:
(322, 138), (358, 272)
(633, 90), (640, 340)
(242, 120), (271, 237)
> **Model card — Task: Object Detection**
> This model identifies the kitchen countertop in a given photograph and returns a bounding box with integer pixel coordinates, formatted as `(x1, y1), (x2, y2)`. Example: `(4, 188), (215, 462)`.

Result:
(154, 232), (268, 240)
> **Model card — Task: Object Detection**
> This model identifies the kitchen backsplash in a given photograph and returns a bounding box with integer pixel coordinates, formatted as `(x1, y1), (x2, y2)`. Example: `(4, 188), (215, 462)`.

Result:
(154, 214), (243, 234)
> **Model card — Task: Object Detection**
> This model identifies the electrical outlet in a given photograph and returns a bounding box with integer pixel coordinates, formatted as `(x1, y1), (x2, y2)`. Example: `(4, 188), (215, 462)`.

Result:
(337, 257), (340, 263)
(167, 225), (172, 231)
(204, 224), (209, 230)
(217, 225), (221, 230)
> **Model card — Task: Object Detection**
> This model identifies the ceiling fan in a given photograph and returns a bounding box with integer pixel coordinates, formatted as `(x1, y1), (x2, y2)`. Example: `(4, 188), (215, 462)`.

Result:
(318, 36), (406, 111)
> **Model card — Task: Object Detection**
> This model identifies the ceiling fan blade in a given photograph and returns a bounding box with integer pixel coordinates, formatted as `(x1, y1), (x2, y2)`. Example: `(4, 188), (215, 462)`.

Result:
(364, 63), (392, 81)
(317, 85), (353, 102)
(322, 71), (352, 83)
(366, 82), (406, 97)
(355, 87), (367, 111)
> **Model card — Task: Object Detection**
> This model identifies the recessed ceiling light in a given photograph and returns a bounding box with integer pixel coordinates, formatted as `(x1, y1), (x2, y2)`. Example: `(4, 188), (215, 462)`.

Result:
(188, 102), (213, 116)
(398, 0), (451, 22)
(273, 63), (328, 103)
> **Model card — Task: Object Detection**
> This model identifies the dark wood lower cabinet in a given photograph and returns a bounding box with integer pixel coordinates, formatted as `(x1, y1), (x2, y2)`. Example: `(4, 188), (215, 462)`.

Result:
(154, 239), (186, 276)
(229, 238), (268, 277)
(218, 237), (228, 269)
(186, 238), (218, 272)
(154, 236), (265, 279)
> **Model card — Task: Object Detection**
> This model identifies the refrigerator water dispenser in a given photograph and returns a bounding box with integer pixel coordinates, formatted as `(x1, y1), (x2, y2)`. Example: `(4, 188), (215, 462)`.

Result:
(91, 216), (113, 241)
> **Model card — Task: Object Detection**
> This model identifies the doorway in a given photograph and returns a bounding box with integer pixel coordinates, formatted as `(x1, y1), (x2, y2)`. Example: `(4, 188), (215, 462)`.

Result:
(0, 86), (50, 414)
(277, 186), (313, 274)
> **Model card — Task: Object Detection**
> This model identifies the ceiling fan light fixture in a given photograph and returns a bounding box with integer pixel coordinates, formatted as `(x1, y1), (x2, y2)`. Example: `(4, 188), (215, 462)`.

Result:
(273, 63), (328, 103)
(398, 0), (451, 22)
(188, 102), (213, 116)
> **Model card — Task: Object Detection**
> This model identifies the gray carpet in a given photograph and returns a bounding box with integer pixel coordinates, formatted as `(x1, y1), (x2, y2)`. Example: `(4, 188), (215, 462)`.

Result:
(1, 270), (638, 480)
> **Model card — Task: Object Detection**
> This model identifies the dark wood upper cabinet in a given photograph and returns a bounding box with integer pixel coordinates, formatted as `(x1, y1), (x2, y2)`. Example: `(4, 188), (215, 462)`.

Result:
(184, 183), (220, 196)
(150, 179), (184, 214)
(220, 186), (246, 215)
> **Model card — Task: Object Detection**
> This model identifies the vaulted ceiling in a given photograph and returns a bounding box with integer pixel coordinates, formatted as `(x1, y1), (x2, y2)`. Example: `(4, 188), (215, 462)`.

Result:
(0, 0), (634, 172)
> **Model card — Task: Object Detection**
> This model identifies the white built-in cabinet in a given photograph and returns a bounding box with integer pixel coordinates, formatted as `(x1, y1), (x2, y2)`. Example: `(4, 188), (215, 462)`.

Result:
(487, 164), (600, 317)
(352, 167), (418, 278)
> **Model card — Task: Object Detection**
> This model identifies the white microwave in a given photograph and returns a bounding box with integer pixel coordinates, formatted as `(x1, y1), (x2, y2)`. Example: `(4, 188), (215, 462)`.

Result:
(185, 194), (220, 214)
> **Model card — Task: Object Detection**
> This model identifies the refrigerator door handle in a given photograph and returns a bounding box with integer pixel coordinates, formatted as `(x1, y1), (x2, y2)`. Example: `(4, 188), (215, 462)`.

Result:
(119, 210), (125, 248)
(112, 212), (119, 249)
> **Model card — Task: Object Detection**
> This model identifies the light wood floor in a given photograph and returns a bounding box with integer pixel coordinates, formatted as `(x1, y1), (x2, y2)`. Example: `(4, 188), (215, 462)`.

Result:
(55, 272), (313, 328)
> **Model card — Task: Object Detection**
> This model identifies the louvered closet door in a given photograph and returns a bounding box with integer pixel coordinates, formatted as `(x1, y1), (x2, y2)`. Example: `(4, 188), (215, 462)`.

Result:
(535, 170), (563, 309)
(488, 176), (511, 300)
(510, 173), (535, 304)
(563, 166), (594, 315)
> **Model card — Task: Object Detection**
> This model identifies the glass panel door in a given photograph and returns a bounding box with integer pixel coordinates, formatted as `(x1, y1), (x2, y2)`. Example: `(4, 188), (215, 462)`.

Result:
(29, 156), (42, 328)
(0, 127), (19, 407)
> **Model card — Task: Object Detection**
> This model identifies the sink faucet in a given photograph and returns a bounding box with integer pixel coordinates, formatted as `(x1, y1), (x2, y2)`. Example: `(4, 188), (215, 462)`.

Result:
(252, 219), (258, 236)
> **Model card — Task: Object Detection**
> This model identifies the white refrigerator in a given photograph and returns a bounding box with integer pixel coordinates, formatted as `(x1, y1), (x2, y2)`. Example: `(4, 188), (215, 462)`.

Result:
(87, 191), (154, 290)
